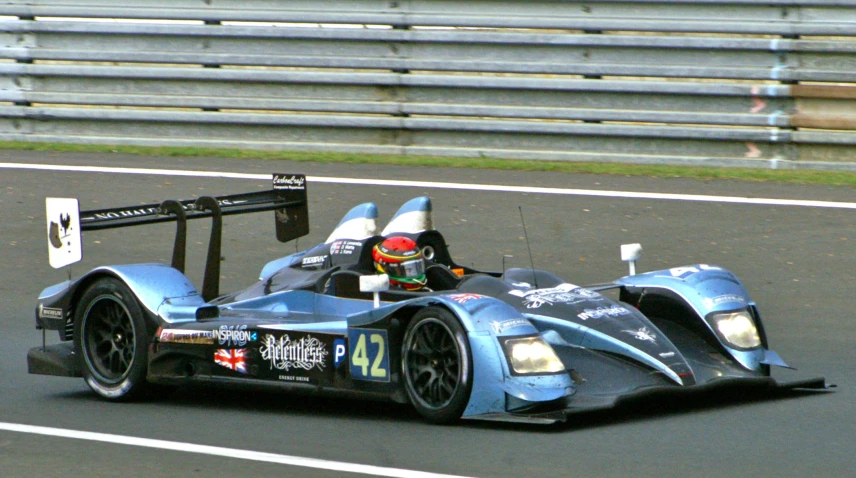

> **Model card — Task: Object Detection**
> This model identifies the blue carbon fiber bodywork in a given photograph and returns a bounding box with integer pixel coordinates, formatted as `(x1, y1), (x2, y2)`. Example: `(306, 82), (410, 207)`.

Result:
(534, 314), (684, 385)
(616, 264), (750, 318)
(615, 264), (780, 370)
(392, 196), (431, 215)
(259, 253), (303, 281)
(36, 262), (574, 419)
(37, 264), (204, 323)
(334, 202), (379, 228)
(430, 294), (574, 416)
(215, 290), (575, 417)
(382, 196), (433, 236)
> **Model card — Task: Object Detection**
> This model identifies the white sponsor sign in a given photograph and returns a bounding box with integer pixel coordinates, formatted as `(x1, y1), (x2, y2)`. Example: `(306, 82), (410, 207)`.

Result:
(46, 198), (82, 269)
(259, 334), (328, 372)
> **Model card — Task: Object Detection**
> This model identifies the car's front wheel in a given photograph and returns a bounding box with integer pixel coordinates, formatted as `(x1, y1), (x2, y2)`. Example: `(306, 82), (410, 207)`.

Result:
(74, 277), (151, 400)
(401, 306), (473, 424)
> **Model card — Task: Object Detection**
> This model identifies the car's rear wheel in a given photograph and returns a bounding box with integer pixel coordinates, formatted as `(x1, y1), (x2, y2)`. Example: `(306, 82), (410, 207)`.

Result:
(401, 306), (473, 424)
(74, 277), (151, 400)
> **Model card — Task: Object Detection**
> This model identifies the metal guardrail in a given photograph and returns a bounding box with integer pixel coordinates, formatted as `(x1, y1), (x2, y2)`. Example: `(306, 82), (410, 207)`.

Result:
(1, 0), (856, 169)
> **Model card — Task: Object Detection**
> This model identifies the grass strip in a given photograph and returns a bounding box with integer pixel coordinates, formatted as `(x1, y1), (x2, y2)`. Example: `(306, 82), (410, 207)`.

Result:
(1, 140), (855, 187)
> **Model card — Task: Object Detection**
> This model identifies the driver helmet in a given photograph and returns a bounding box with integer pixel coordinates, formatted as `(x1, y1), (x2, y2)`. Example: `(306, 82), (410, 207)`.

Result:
(372, 236), (427, 291)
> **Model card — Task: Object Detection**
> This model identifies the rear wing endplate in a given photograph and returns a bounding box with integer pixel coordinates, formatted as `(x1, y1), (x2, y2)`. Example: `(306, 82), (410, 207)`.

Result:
(45, 173), (309, 301)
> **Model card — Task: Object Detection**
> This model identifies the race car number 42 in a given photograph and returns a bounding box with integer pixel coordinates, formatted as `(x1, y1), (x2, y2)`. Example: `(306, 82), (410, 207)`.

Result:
(349, 329), (390, 382)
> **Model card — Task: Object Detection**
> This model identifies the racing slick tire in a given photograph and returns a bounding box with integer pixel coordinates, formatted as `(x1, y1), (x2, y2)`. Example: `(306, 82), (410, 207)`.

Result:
(73, 277), (151, 401)
(401, 306), (473, 424)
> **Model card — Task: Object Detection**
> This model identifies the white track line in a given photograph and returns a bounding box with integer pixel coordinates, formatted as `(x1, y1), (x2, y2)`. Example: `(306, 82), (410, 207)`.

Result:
(0, 422), (472, 478)
(2, 162), (855, 209)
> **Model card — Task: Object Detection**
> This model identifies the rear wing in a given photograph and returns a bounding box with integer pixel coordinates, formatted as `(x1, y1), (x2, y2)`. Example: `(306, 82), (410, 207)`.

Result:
(46, 173), (309, 301)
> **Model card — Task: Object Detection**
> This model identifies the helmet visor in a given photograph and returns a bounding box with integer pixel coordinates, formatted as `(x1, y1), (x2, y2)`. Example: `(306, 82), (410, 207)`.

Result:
(385, 258), (425, 279)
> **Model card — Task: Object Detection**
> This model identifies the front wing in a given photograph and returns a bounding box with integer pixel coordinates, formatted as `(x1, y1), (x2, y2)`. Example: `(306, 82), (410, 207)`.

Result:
(495, 375), (830, 425)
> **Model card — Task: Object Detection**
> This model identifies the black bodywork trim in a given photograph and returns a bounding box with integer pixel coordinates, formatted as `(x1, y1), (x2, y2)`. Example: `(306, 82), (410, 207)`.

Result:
(195, 196), (223, 302)
(79, 188), (301, 231)
(159, 199), (187, 272)
(27, 342), (81, 377)
(77, 173), (309, 303)
(497, 375), (831, 424)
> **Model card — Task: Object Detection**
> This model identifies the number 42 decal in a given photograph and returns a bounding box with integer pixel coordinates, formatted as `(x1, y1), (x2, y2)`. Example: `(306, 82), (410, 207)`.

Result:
(348, 329), (390, 382)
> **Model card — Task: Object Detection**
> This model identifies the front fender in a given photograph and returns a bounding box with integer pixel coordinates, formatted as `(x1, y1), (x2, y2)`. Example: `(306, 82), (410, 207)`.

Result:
(617, 264), (751, 318)
(348, 293), (574, 416)
(428, 294), (575, 417)
(616, 264), (776, 371)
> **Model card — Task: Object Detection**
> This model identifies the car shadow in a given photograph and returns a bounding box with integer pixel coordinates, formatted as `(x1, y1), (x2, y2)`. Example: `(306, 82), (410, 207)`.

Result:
(163, 382), (422, 423)
(50, 380), (832, 431)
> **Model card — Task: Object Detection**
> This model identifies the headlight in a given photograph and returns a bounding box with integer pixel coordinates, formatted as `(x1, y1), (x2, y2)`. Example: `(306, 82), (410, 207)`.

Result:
(710, 310), (761, 349)
(502, 336), (565, 375)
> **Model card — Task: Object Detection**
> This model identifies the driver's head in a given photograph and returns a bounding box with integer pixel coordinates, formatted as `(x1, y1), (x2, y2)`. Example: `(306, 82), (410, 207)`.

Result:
(372, 236), (426, 291)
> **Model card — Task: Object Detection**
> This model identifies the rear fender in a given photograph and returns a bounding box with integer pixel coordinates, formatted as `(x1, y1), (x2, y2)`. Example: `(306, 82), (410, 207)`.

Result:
(89, 264), (204, 323)
(616, 264), (778, 371)
(40, 264), (204, 325)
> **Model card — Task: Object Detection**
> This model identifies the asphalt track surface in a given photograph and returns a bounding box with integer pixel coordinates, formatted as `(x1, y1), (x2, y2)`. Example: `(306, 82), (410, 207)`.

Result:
(1, 150), (853, 477)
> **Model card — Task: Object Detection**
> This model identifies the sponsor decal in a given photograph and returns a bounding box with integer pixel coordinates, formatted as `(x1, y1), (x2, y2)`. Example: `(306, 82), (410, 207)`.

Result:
(158, 329), (215, 345)
(275, 208), (291, 224)
(259, 333), (328, 372)
(334, 338), (347, 368)
(48, 212), (73, 249)
(214, 348), (248, 374)
(301, 255), (327, 267)
(508, 283), (601, 309)
(701, 294), (747, 309)
(85, 198), (252, 223)
(213, 325), (257, 347)
(577, 305), (631, 321)
(511, 282), (531, 288)
(87, 206), (160, 222)
(622, 326), (657, 344)
(218, 198), (249, 207)
(666, 264), (722, 279)
(659, 351), (676, 358)
(330, 240), (362, 256)
(490, 319), (531, 334)
(448, 293), (485, 304)
(38, 304), (64, 320)
(273, 174), (306, 191)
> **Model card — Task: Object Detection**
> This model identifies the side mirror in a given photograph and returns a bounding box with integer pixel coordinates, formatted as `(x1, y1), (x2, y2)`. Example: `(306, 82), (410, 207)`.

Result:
(620, 243), (643, 275)
(360, 274), (390, 308)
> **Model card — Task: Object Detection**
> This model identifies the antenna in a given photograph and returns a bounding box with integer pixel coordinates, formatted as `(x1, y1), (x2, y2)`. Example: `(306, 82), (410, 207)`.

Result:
(518, 206), (538, 289)
(502, 254), (513, 273)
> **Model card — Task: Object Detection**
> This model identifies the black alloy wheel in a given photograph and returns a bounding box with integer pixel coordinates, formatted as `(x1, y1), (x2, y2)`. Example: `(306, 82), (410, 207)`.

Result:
(74, 277), (151, 400)
(402, 306), (473, 424)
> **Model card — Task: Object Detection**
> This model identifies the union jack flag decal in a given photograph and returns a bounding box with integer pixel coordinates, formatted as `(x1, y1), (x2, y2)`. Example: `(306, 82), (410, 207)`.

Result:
(448, 293), (484, 304)
(215, 348), (248, 374)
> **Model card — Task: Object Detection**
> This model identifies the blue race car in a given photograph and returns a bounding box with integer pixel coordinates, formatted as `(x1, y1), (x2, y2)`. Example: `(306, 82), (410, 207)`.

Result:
(29, 174), (828, 424)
